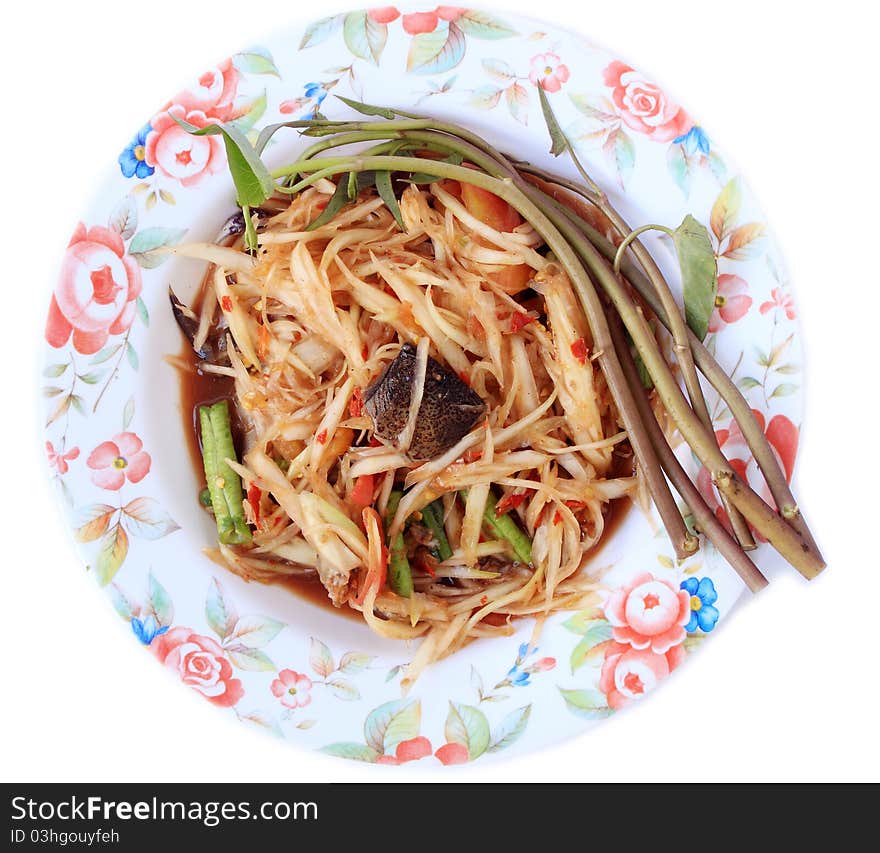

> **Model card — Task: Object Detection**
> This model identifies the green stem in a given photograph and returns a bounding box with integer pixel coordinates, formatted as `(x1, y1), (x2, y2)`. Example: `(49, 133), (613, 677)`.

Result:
(608, 309), (767, 591)
(537, 195), (822, 576)
(609, 214), (755, 550)
(199, 401), (251, 545)
(612, 224), (674, 275)
(525, 176), (812, 540)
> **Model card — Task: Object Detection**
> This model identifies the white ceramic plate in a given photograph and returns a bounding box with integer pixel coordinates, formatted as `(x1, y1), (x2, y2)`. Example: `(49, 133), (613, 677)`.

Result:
(42, 5), (805, 766)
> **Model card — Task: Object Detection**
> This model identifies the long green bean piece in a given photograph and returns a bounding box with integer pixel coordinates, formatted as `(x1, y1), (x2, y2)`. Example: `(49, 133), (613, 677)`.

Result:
(386, 490), (413, 597)
(482, 491), (533, 566)
(198, 400), (251, 545)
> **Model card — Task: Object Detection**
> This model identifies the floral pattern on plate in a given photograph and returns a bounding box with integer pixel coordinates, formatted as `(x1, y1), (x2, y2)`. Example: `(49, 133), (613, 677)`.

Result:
(42, 5), (806, 765)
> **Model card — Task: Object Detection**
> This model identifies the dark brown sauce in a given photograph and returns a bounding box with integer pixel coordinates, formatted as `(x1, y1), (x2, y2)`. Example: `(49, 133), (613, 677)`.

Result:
(276, 574), (363, 621)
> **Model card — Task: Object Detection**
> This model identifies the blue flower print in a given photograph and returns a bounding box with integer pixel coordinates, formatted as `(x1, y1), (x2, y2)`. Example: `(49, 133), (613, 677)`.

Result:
(131, 614), (168, 645)
(673, 125), (710, 156)
(119, 123), (155, 179)
(681, 577), (719, 633)
(304, 82), (329, 112)
(494, 642), (556, 690)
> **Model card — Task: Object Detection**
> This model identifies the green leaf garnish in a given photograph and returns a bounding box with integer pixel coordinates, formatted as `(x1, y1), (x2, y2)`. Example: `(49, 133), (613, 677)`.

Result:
(173, 116), (274, 208)
(173, 116), (274, 251)
(335, 95), (420, 120)
(306, 177), (351, 230)
(537, 85), (568, 157)
(673, 214), (717, 341)
(375, 171), (406, 231)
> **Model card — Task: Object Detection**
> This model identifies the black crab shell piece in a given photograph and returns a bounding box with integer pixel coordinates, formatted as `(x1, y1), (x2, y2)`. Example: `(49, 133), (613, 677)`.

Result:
(364, 343), (486, 460)
(169, 287), (228, 363)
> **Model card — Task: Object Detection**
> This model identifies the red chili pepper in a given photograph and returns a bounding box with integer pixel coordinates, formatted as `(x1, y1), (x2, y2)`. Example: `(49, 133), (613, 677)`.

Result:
(458, 370), (471, 387)
(463, 449), (483, 463)
(315, 430), (327, 445)
(553, 509), (563, 525)
(350, 474), (375, 509)
(414, 549), (438, 578)
(510, 312), (535, 333)
(566, 500), (586, 512)
(495, 491), (527, 516)
(570, 337), (588, 364)
(479, 594), (488, 606)
(247, 484), (262, 525)
(220, 295), (233, 312)
(349, 387), (365, 418)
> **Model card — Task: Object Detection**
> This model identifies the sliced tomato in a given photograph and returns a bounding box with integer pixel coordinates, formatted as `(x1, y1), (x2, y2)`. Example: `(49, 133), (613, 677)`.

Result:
(437, 178), (463, 199)
(461, 183), (522, 231)
(460, 183), (533, 294)
(490, 264), (533, 295)
(350, 474), (375, 509)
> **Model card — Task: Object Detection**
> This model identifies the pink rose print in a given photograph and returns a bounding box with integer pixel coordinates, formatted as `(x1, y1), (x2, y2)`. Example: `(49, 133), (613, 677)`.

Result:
(599, 641), (685, 710)
(46, 442), (79, 475)
(271, 669), (313, 709)
(603, 61), (692, 142)
(760, 287), (797, 320)
(529, 53), (571, 93)
(46, 224), (143, 355)
(152, 627), (244, 708)
(708, 274), (753, 333)
(367, 6), (401, 23)
(698, 411), (798, 526)
(402, 11), (439, 34)
(605, 572), (691, 654)
(375, 737), (470, 766)
(144, 105), (225, 188)
(87, 432), (152, 490)
(142, 57), (243, 189)
(171, 57), (241, 123)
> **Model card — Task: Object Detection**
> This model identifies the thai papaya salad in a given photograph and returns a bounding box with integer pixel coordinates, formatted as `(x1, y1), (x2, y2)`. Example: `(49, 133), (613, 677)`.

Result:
(169, 95), (824, 687)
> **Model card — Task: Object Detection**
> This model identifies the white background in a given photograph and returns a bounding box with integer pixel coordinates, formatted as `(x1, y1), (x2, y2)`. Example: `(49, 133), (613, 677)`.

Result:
(1, 0), (877, 782)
